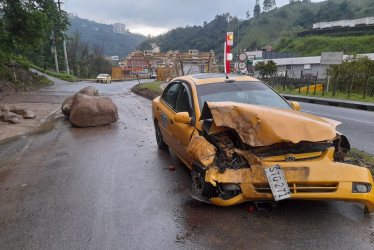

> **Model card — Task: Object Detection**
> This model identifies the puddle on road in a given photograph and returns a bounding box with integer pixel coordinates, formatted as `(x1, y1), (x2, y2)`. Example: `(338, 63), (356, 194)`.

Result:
(0, 168), (11, 182)
(0, 114), (67, 167)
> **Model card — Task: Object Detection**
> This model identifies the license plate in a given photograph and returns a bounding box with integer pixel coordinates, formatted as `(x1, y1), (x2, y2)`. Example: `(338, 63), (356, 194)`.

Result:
(264, 164), (292, 201)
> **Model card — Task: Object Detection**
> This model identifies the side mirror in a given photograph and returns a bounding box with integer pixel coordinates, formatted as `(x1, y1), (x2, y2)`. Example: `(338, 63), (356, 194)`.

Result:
(291, 101), (300, 111)
(174, 112), (190, 124)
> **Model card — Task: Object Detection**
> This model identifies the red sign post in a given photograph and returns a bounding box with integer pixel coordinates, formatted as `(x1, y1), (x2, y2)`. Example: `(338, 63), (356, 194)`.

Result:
(225, 32), (233, 74)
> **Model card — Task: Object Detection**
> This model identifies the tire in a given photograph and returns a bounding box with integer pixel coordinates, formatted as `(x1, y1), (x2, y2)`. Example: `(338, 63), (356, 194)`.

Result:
(191, 164), (216, 198)
(154, 121), (168, 150)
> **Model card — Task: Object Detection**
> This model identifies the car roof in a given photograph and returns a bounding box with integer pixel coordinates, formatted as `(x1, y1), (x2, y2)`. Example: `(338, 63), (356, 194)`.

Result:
(173, 73), (260, 86)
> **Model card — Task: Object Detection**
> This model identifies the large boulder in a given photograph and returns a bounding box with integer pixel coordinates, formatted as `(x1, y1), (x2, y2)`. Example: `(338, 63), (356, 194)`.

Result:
(78, 86), (99, 96)
(69, 93), (118, 127)
(61, 95), (74, 116)
(61, 86), (99, 117)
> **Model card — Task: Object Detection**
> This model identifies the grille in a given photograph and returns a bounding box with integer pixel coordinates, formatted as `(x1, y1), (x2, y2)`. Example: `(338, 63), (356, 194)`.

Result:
(254, 183), (339, 194)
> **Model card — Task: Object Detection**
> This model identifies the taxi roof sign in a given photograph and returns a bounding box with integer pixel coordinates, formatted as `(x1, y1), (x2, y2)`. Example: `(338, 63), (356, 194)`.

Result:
(227, 32), (233, 46)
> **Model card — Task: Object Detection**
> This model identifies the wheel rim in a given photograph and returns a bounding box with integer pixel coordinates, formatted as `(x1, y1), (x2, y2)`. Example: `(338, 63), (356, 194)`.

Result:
(191, 168), (204, 194)
(155, 124), (163, 146)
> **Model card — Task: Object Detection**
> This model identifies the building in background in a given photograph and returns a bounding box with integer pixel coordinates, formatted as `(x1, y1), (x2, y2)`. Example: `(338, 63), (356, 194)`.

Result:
(252, 53), (374, 79)
(113, 23), (126, 34)
(114, 50), (218, 80)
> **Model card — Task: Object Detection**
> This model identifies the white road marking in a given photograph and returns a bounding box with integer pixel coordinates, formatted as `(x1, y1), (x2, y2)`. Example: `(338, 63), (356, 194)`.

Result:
(303, 110), (374, 125)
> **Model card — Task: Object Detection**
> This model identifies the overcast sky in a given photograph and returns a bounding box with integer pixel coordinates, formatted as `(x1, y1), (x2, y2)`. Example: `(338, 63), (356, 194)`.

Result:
(63, 0), (324, 36)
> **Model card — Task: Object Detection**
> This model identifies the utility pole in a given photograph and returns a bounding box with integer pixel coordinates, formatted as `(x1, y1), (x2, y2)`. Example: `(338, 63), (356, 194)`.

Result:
(51, 30), (59, 73)
(57, 0), (70, 74)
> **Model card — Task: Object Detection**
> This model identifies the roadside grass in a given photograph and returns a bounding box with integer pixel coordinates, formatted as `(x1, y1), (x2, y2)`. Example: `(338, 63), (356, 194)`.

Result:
(138, 80), (164, 92)
(275, 87), (374, 103)
(17, 57), (78, 82)
(131, 80), (165, 100)
(350, 148), (374, 175)
(351, 148), (374, 164)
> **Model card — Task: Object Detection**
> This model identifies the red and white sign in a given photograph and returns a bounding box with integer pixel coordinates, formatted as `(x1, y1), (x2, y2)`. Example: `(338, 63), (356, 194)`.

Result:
(226, 32), (234, 46)
(238, 62), (247, 70)
(227, 53), (233, 61)
(238, 52), (247, 62)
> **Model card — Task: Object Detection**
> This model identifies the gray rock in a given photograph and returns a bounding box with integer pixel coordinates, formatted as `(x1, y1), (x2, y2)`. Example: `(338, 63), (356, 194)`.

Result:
(3, 111), (21, 124)
(8, 117), (21, 124)
(9, 107), (36, 119)
(22, 110), (36, 119)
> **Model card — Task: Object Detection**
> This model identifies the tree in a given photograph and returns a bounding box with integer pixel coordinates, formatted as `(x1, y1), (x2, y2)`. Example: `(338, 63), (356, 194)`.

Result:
(329, 55), (374, 98)
(67, 32), (112, 78)
(254, 60), (278, 79)
(294, 8), (315, 28)
(246, 10), (251, 19)
(0, 0), (69, 54)
(254, 3), (261, 18)
(263, 0), (272, 12)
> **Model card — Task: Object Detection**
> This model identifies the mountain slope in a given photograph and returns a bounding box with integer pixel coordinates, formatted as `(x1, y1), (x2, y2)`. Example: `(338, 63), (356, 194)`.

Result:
(67, 16), (146, 58)
(137, 0), (374, 58)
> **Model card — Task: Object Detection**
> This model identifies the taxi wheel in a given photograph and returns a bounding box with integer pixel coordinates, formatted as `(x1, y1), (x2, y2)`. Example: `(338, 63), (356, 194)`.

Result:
(191, 165), (215, 198)
(155, 122), (168, 150)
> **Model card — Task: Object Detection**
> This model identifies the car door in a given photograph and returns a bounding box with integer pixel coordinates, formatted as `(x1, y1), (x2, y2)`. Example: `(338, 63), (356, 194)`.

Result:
(157, 82), (181, 148)
(172, 83), (196, 166)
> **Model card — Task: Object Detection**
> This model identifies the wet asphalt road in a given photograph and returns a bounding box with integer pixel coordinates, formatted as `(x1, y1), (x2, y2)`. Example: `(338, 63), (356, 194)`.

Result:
(300, 103), (374, 155)
(0, 79), (374, 249)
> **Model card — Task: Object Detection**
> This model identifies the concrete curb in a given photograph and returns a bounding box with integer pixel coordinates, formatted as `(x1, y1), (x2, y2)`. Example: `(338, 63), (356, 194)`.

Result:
(282, 94), (374, 112)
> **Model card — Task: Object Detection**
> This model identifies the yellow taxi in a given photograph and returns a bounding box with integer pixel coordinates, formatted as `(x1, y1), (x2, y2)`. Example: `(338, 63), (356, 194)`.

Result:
(96, 74), (112, 83)
(152, 74), (374, 213)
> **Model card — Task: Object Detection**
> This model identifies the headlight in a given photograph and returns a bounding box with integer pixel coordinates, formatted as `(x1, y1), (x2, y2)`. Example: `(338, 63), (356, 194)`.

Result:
(352, 183), (372, 193)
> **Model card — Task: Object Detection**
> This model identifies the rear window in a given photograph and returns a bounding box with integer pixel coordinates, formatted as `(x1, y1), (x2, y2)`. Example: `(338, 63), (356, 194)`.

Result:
(196, 81), (292, 111)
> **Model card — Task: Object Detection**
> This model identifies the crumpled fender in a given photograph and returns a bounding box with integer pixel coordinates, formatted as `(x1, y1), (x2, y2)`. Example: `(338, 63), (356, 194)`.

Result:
(200, 102), (341, 147)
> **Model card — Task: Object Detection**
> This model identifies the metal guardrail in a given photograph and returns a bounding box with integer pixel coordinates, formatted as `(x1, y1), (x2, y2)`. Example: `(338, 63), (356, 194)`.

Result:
(282, 94), (374, 112)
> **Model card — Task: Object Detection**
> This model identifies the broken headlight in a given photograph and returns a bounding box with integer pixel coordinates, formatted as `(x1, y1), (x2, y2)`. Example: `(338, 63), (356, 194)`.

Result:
(352, 183), (372, 193)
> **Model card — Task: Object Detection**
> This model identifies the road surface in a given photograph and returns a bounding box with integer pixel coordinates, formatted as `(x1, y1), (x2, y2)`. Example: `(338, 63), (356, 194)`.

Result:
(300, 102), (374, 155)
(0, 80), (373, 249)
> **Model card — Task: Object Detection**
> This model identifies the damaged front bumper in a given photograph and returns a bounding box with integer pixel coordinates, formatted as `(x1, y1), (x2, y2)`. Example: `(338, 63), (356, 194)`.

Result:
(201, 148), (374, 214)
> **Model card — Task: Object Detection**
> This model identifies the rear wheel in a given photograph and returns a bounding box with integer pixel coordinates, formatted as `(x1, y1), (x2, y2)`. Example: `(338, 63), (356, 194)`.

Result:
(154, 121), (168, 150)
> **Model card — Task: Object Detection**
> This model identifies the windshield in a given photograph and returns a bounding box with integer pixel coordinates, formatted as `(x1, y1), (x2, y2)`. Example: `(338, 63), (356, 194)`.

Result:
(98, 74), (107, 77)
(196, 81), (292, 111)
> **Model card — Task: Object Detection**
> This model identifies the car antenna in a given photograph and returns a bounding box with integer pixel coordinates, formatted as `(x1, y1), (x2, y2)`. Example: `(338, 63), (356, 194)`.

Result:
(224, 72), (235, 83)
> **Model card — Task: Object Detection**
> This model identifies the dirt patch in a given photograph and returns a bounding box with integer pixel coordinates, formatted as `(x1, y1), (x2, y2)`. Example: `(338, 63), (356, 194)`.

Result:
(0, 63), (51, 101)
(132, 84), (162, 100)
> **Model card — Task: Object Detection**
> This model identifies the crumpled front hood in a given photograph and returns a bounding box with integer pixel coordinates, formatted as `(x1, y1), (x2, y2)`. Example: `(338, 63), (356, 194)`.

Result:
(200, 102), (341, 147)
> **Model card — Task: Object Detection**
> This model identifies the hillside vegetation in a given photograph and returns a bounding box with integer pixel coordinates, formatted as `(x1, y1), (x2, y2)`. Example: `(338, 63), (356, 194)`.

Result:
(137, 0), (374, 57)
(274, 35), (374, 56)
(67, 17), (146, 58)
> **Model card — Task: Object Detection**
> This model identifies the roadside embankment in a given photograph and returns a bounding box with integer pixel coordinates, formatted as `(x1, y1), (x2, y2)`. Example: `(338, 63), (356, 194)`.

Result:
(131, 81), (164, 100)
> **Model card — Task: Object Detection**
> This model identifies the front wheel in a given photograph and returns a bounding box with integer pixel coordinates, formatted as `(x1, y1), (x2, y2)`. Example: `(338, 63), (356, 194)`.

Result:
(191, 164), (215, 198)
(154, 121), (168, 150)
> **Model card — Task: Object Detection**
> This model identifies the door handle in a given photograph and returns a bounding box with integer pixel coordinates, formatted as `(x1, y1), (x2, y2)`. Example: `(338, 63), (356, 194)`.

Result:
(170, 119), (174, 125)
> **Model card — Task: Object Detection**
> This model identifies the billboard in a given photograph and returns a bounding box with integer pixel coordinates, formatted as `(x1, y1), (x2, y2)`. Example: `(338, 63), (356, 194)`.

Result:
(320, 52), (344, 65)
